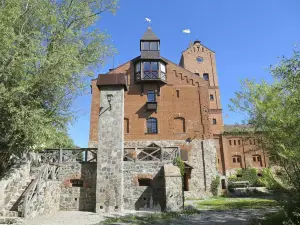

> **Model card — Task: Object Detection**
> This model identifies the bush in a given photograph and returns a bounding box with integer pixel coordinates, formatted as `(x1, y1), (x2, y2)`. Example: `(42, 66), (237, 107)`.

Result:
(211, 175), (220, 196)
(228, 168), (282, 189)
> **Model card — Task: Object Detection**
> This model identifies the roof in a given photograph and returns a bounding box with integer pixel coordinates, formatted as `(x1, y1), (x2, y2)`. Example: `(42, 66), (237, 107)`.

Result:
(141, 27), (160, 41)
(96, 73), (128, 91)
(223, 124), (257, 135)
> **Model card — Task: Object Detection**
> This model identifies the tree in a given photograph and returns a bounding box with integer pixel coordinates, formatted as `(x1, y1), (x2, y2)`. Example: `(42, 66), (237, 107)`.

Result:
(230, 47), (300, 223)
(0, 0), (118, 156)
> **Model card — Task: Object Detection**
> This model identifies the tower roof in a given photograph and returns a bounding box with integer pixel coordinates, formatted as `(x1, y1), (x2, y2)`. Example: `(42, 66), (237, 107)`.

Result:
(141, 27), (160, 41)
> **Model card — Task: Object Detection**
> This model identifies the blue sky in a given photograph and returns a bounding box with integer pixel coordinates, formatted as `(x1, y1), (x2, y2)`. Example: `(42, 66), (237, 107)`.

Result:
(68, 0), (300, 147)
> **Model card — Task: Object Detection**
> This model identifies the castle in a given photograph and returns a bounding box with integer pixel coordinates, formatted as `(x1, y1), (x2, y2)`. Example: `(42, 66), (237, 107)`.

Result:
(88, 27), (268, 203)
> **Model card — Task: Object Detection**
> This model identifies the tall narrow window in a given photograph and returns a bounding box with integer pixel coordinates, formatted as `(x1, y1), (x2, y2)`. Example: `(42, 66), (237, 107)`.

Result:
(147, 90), (156, 102)
(210, 94), (214, 101)
(174, 117), (185, 133)
(147, 118), (157, 134)
(124, 118), (129, 134)
(234, 140), (236, 145)
(203, 73), (209, 81)
(176, 90), (180, 98)
(238, 140), (241, 145)
(212, 118), (217, 125)
(229, 140), (232, 145)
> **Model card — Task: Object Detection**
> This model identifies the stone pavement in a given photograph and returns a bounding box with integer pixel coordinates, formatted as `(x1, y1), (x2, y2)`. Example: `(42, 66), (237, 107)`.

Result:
(21, 208), (277, 225)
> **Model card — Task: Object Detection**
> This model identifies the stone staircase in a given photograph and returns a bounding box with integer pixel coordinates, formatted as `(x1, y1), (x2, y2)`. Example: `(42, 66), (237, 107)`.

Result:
(0, 165), (41, 224)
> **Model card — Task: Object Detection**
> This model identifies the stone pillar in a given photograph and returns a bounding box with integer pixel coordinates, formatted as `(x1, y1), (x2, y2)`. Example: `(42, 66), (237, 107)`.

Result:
(164, 164), (183, 212)
(96, 86), (124, 213)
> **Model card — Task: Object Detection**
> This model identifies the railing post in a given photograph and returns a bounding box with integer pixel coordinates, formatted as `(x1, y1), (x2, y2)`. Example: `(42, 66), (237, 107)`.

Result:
(85, 150), (88, 162)
(59, 148), (63, 163)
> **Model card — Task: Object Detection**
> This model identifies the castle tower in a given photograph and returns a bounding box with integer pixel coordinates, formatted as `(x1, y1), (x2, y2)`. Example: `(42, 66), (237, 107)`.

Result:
(179, 40), (223, 134)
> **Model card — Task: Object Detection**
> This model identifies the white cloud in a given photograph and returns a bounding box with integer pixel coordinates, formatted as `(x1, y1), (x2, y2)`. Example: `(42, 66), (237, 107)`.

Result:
(145, 18), (151, 23)
(182, 29), (191, 34)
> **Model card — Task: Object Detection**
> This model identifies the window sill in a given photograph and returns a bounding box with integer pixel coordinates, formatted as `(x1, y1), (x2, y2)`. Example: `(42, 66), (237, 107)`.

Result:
(145, 132), (158, 135)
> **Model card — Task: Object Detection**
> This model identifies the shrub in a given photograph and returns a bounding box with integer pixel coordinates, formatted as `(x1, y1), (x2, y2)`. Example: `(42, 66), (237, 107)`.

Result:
(211, 175), (220, 196)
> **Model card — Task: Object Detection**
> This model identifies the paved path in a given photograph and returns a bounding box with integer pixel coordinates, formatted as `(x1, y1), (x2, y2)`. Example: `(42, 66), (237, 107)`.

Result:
(22, 208), (277, 225)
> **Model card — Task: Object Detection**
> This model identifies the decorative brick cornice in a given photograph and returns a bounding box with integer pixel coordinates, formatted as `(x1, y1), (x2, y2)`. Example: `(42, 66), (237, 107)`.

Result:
(209, 109), (222, 114)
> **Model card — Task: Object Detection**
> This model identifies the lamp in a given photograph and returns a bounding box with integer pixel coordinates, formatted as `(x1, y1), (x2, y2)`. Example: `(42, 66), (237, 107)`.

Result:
(106, 94), (113, 110)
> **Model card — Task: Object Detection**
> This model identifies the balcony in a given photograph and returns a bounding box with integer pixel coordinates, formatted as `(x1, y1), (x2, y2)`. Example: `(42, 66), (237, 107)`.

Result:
(135, 70), (166, 83)
(146, 101), (157, 111)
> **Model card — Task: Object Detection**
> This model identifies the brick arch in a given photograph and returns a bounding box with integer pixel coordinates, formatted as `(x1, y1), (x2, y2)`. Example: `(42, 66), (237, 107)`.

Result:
(174, 117), (186, 133)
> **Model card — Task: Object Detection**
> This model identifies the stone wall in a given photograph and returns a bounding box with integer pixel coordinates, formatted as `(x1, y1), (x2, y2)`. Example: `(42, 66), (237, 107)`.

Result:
(164, 164), (183, 212)
(25, 180), (61, 219)
(125, 139), (217, 199)
(123, 162), (165, 211)
(96, 86), (124, 213)
(0, 161), (31, 215)
(59, 162), (96, 211)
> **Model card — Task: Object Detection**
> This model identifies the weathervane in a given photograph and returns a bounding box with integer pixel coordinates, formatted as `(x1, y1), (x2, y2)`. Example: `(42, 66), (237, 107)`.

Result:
(145, 17), (151, 28)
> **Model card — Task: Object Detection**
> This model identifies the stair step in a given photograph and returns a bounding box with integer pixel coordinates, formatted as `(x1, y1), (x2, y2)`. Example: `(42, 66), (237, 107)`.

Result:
(0, 216), (23, 224)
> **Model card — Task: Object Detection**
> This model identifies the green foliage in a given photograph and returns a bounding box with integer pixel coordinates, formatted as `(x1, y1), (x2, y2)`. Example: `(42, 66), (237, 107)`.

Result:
(174, 156), (185, 177)
(230, 47), (300, 192)
(211, 175), (220, 196)
(0, 0), (118, 156)
(231, 46), (300, 224)
(228, 168), (282, 190)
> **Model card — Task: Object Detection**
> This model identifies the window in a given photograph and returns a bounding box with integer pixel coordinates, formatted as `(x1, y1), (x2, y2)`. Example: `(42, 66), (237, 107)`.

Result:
(147, 90), (156, 102)
(194, 73), (200, 76)
(150, 42), (158, 50)
(70, 179), (83, 187)
(203, 73), (209, 81)
(143, 42), (150, 50)
(143, 61), (159, 79)
(138, 178), (151, 186)
(142, 41), (159, 50)
(210, 94), (214, 101)
(253, 157), (256, 162)
(232, 155), (242, 165)
(176, 90), (180, 98)
(196, 57), (203, 62)
(221, 179), (226, 189)
(238, 140), (241, 145)
(212, 118), (217, 125)
(135, 62), (141, 72)
(147, 118), (157, 134)
(124, 118), (129, 134)
(229, 140), (232, 145)
(234, 140), (236, 145)
(174, 117), (185, 133)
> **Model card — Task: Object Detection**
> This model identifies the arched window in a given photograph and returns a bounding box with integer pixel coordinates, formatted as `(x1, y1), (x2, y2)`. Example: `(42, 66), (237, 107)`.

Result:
(174, 117), (185, 133)
(146, 118), (157, 134)
(147, 90), (156, 102)
(124, 118), (129, 134)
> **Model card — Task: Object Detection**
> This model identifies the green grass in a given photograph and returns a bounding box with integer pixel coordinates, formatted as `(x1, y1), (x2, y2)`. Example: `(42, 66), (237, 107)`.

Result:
(196, 197), (278, 210)
(101, 209), (200, 225)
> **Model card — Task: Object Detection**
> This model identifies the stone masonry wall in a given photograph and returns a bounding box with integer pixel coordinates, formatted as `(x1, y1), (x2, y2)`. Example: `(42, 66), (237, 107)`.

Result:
(125, 140), (217, 199)
(123, 162), (165, 211)
(0, 161), (31, 215)
(59, 162), (96, 211)
(25, 180), (61, 219)
(97, 86), (124, 213)
(164, 164), (183, 212)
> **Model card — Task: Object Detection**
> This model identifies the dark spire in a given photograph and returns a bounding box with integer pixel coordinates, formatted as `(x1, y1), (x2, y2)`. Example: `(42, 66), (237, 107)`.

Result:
(141, 27), (160, 41)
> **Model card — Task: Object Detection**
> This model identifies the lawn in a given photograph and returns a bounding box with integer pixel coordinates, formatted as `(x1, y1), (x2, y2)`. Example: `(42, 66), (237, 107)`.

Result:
(196, 197), (279, 210)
